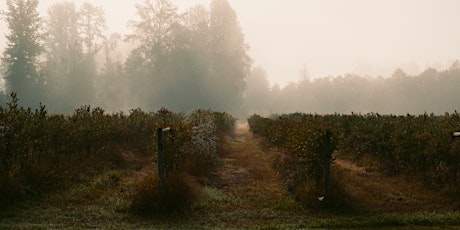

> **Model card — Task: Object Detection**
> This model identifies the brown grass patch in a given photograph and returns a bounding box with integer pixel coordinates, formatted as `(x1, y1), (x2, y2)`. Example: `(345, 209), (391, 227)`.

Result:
(127, 169), (200, 215)
(331, 154), (456, 213)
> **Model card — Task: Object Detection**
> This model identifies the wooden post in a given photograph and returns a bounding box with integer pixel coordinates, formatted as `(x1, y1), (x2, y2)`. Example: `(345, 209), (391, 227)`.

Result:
(157, 127), (171, 194)
(157, 128), (165, 194)
(323, 130), (334, 202)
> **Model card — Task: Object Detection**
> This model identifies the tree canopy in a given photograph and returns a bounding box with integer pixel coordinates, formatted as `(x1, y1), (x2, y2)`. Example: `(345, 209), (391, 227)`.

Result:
(125, 0), (251, 113)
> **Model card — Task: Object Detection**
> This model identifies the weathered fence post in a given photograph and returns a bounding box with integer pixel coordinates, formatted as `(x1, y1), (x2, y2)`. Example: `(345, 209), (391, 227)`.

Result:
(157, 127), (171, 194)
(317, 130), (334, 202)
(157, 128), (165, 194)
(323, 130), (333, 201)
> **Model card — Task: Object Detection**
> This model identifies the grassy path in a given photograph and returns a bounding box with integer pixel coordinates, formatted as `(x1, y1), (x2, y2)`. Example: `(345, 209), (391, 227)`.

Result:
(190, 124), (311, 228)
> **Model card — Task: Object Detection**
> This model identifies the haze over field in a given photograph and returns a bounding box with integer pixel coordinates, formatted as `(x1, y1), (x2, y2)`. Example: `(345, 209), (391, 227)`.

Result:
(1, 0), (460, 85)
(1, 0), (460, 116)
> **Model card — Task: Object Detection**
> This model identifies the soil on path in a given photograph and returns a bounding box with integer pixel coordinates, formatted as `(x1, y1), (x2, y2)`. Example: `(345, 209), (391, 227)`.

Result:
(210, 123), (260, 189)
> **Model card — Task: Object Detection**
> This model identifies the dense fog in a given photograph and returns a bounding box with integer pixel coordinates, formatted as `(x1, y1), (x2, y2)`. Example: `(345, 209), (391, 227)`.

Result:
(1, 0), (460, 119)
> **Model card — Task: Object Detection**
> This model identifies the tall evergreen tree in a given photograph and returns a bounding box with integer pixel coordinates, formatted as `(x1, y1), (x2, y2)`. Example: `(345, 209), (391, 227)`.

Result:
(2, 0), (44, 107)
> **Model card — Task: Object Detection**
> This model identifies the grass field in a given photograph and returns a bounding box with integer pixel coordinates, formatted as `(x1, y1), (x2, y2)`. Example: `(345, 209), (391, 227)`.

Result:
(1, 124), (459, 229)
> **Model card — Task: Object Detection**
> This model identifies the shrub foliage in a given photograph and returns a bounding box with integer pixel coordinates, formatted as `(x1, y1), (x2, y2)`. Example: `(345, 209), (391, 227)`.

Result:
(0, 92), (235, 210)
(248, 112), (460, 203)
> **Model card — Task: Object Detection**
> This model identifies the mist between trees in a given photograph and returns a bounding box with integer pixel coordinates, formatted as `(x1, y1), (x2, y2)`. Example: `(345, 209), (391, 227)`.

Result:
(1, 0), (460, 118)
(247, 64), (460, 117)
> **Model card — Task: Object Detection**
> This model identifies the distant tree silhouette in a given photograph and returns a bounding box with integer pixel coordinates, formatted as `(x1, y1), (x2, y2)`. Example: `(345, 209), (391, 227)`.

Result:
(79, 3), (106, 55)
(209, 0), (252, 113)
(94, 33), (127, 111)
(266, 62), (460, 115)
(126, 0), (180, 109)
(244, 66), (271, 116)
(125, 0), (251, 113)
(2, 0), (44, 107)
(43, 2), (104, 112)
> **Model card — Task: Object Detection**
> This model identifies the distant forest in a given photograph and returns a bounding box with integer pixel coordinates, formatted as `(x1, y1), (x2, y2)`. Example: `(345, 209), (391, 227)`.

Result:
(246, 64), (460, 116)
(1, 0), (460, 117)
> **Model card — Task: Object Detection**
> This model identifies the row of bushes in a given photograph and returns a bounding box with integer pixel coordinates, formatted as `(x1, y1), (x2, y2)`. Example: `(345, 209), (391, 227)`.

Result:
(129, 109), (235, 214)
(0, 92), (236, 211)
(248, 113), (337, 205)
(248, 112), (460, 203)
(338, 113), (460, 181)
(0, 93), (156, 208)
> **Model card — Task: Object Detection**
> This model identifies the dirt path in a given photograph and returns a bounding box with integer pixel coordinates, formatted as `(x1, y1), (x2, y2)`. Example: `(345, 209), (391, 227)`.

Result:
(212, 123), (283, 190)
(209, 124), (252, 189)
(196, 123), (310, 228)
(210, 123), (281, 188)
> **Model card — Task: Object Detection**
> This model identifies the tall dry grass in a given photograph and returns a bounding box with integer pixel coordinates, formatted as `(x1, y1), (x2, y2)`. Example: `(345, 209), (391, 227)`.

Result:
(127, 170), (200, 215)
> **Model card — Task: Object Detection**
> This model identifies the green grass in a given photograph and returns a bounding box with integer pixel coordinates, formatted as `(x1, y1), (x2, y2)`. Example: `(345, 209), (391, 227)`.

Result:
(308, 213), (460, 229)
(2, 173), (460, 229)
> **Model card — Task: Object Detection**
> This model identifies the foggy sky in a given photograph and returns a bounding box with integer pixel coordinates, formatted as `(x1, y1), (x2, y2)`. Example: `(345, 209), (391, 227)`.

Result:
(1, 0), (460, 87)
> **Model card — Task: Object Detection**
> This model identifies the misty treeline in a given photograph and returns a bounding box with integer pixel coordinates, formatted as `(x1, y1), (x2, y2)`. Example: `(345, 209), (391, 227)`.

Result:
(1, 0), (250, 114)
(247, 63), (460, 116)
(2, 0), (460, 117)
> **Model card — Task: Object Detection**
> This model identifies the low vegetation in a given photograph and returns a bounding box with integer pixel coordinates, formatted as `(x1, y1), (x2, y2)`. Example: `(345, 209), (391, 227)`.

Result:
(2, 94), (460, 228)
(0, 93), (234, 212)
(248, 112), (460, 207)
